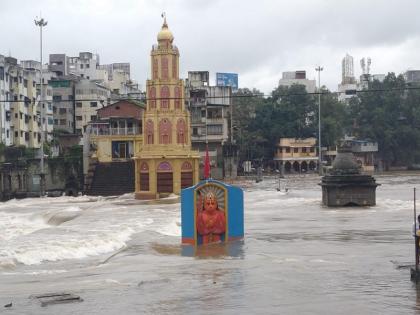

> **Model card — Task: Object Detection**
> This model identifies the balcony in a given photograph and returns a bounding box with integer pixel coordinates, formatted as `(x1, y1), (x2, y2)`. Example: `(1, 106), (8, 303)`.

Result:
(90, 126), (141, 136)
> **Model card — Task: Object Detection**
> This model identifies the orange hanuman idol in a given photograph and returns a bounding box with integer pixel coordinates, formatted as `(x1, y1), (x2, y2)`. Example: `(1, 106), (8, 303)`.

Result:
(197, 192), (226, 244)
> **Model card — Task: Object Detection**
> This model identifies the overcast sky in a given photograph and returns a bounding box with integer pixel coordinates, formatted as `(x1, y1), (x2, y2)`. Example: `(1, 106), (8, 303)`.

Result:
(2, 0), (420, 94)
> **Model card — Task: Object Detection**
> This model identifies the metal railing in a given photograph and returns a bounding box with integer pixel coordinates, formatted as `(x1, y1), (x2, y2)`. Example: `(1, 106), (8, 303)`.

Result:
(90, 126), (141, 136)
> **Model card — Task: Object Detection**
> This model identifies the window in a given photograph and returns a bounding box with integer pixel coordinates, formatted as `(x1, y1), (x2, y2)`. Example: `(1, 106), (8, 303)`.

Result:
(0, 66), (3, 80)
(207, 124), (223, 135)
(286, 147), (290, 153)
(90, 102), (97, 107)
(59, 108), (67, 114)
(68, 95), (74, 100)
(24, 79), (28, 88)
(80, 64), (84, 69)
(48, 117), (53, 125)
(172, 55), (177, 79)
(160, 86), (169, 109)
(159, 119), (171, 144)
(54, 119), (58, 125)
(310, 147), (315, 153)
(149, 87), (156, 109)
(90, 115), (97, 121)
(86, 64), (90, 69)
(76, 102), (82, 108)
(53, 106), (57, 113)
(161, 57), (168, 80)
(53, 95), (62, 102)
(60, 119), (66, 125)
(294, 148), (298, 153)
(15, 131), (18, 138)
(302, 147), (307, 153)
(174, 86), (181, 109)
(76, 116), (82, 121)
(153, 58), (158, 79)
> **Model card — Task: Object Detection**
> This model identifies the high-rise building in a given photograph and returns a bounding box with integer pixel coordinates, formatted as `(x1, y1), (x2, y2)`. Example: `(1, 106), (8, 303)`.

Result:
(341, 54), (356, 84)
(134, 17), (199, 200)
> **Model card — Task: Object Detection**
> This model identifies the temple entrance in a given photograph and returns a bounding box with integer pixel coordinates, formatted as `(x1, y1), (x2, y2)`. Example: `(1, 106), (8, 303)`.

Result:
(181, 161), (193, 189)
(157, 161), (173, 193)
(181, 172), (193, 189)
(292, 161), (300, 172)
(157, 173), (173, 193)
(309, 161), (316, 171)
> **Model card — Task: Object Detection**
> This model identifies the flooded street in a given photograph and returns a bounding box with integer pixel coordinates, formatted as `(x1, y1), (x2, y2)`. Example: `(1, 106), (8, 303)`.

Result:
(1, 173), (420, 314)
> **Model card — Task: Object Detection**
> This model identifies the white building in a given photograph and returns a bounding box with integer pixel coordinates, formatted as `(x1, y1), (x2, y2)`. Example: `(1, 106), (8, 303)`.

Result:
(0, 55), (12, 146)
(278, 71), (316, 93)
(75, 80), (110, 135)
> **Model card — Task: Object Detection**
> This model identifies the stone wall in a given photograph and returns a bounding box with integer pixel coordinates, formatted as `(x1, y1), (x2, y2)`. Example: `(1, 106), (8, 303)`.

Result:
(0, 157), (82, 200)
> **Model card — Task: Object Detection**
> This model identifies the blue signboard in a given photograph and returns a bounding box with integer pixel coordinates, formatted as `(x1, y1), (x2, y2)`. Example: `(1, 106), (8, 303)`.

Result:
(216, 73), (238, 91)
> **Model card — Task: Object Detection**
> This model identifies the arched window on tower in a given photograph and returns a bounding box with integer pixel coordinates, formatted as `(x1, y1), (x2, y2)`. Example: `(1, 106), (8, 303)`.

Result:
(174, 86), (181, 110)
(159, 118), (172, 144)
(177, 118), (187, 144)
(146, 119), (154, 144)
(161, 57), (168, 80)
(149, 86), (156, 109)
(172, 55), (177, 79)
(153, 58), (158, 80)
(160, 86), (170, 109)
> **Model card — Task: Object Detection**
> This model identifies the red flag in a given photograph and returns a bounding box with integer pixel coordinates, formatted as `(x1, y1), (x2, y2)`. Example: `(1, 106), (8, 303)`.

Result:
(204, 145), (211, 179)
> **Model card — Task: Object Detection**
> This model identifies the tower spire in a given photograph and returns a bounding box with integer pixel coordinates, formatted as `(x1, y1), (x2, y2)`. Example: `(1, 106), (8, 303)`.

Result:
(161, 12), (167, 27)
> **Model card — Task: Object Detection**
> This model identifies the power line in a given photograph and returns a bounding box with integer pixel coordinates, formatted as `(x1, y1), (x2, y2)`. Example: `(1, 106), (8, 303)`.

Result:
(1, 85), (420, 103)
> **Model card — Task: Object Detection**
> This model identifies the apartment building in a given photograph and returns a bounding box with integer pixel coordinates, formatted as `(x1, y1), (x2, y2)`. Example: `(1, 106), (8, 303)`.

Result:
(75, 80), (110, 135)
(185, 71), (231, 179)
(0, 55), (12, 146)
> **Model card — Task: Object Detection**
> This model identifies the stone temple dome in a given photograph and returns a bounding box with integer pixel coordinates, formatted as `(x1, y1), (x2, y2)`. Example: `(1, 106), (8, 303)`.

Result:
(157, 17), (174, 42)
(331, 146), (360, 175)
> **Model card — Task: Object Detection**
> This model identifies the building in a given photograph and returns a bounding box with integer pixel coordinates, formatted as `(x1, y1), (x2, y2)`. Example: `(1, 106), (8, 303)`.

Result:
(75, 79), (110, 135)
(338, 54), (358, 102)
(0, 55), (12, 146)
(7, 57), (41, 148)
(88, 99), (145, 162)
(273, 137), (318, 173)
(404, 70), (420, 85)
(185, 71), (231, 179)
(20, 60), (54, 142)
(50, 77), (79, 134)
(50, 52), (141, 97)
(278, 71), (316, 93)
(134, 17), (200, 200)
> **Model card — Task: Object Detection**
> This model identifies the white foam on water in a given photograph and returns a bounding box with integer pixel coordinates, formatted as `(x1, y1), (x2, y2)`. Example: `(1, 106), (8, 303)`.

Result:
(0, 226), (135, 265)
(0, 211), (50, 241)
(155, 218), (181, 236)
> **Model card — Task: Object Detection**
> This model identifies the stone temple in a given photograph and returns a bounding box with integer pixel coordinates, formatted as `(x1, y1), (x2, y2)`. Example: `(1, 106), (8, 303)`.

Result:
(320, 146), (379, 206)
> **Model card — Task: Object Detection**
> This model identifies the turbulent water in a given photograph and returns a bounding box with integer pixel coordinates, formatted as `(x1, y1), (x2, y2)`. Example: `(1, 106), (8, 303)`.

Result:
(1, 174), (420, 314)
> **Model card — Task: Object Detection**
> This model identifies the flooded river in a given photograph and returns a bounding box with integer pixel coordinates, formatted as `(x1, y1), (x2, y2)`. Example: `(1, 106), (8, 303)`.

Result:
(1, 174), (420, 314)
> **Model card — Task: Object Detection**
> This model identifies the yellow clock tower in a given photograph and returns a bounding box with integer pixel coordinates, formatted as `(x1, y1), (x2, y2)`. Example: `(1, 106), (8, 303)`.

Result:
(134, 16), (200, 200)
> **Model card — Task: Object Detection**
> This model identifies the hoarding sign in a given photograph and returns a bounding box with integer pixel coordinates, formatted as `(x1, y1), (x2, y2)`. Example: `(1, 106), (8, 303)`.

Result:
(216, 73), (238, 91)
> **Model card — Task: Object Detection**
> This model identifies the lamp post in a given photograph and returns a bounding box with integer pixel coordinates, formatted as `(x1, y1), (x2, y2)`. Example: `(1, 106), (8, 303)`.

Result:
(35, 16), (47, 196)
(315, 66), (323, 175)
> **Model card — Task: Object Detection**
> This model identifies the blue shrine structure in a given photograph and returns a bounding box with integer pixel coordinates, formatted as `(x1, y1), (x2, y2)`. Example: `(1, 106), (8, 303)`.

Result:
(181, 179), (244, 246)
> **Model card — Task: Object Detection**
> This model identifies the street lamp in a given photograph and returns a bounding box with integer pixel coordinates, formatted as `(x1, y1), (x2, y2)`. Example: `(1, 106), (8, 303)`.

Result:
(315, 66), (323, 175)
(35, 16), (47, 196)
